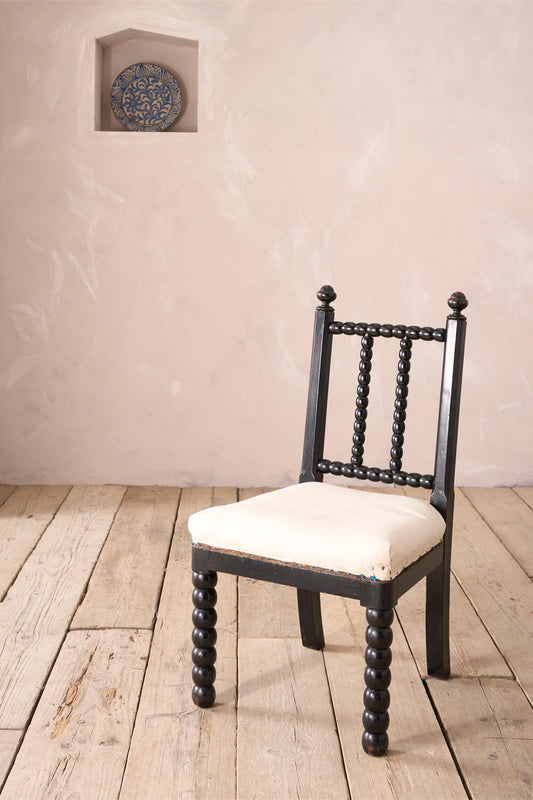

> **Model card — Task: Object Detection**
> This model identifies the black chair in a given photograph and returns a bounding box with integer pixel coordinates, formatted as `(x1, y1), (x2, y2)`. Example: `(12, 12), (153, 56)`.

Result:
(189, 285), (468, 756)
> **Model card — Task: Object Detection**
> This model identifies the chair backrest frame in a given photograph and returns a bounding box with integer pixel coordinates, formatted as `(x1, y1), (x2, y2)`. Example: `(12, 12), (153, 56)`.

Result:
(299, 286), (468, 533)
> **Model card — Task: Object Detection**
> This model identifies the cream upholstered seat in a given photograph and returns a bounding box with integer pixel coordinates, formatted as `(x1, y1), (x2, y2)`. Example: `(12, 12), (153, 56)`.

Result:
(189, 482), (445, 582)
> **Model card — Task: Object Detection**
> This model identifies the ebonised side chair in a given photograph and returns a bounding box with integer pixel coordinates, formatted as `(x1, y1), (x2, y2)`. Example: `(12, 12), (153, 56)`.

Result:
(189, 285), (468, 756)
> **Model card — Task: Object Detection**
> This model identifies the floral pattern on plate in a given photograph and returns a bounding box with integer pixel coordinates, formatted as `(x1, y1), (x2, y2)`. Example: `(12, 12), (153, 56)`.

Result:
(111, 63), (182, 132)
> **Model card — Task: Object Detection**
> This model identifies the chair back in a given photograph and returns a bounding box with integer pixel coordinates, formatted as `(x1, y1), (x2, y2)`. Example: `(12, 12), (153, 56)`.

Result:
(299, 286), (468, 526)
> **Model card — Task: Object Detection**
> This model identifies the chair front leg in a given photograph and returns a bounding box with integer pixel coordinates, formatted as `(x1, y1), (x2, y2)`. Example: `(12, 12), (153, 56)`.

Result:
(192, 570), (218, 708)
(362, 607), (393, 756)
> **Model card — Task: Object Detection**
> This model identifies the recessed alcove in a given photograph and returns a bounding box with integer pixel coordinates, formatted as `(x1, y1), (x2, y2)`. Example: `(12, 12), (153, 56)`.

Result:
(95, 28), (198, 133)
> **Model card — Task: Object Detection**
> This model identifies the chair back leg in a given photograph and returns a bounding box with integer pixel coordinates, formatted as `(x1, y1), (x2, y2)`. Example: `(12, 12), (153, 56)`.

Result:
(425, 562), (451, 677)
(297, 588), (325, 650)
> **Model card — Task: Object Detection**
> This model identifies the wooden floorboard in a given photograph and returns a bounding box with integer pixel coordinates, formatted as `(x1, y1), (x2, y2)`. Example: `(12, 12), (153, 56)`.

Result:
(0, 485), (71, 600)
(237, 637), (349, 800)
(0, 485), (125, 729)
(513, 485), (533, 511)
(0, 484), (531, 799)
(0, 732), (22, 786)
(72, 486), (181, 630)
(462, 487), (533, 577)
(1, 629), (150, 800)
(0, 488), (15, 509)
(427, 677), (533, 799)
(452, 489), (533, 704)
(119, 487), (238, 800)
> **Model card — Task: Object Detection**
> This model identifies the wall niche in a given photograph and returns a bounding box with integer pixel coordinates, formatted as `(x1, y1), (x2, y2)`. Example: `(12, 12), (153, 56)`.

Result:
(95, 28), (198, 133)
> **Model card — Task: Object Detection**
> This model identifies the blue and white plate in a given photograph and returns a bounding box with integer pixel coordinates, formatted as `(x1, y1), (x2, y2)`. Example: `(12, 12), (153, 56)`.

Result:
(111, 63), (182, 132)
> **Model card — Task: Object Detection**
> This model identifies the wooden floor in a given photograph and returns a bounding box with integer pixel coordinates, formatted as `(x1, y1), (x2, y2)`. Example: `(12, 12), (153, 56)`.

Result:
(0, 485), (531, 799)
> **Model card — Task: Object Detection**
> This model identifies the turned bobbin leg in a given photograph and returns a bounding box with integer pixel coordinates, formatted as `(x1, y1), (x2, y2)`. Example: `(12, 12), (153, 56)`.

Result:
(192, 570), (218, 708)
(362, 607), (393, 756)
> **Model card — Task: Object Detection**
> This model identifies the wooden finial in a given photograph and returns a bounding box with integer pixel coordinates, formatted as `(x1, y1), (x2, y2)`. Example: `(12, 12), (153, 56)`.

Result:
(317, 285), (337, 308)
(447, 291), (468, 318)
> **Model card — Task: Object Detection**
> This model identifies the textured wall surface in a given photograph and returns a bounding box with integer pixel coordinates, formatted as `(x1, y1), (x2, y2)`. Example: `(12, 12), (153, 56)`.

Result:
(1, 0), (532, 486)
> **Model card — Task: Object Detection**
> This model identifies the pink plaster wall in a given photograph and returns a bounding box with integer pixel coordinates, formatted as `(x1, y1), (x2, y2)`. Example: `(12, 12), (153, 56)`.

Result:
(1, 1), (532, 486)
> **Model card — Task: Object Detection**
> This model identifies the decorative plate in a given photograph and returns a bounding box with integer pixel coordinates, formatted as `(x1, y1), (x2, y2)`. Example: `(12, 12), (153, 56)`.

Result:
(111, 63), (182, 132)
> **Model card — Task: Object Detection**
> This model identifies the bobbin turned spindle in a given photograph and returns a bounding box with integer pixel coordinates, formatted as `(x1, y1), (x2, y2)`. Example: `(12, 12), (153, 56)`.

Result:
(192, 570), (218, 708)
(362, 607), (394, 756)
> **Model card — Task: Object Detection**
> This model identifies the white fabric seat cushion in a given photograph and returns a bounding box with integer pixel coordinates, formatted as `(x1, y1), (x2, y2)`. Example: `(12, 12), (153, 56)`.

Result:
(189, 482), (445, 581)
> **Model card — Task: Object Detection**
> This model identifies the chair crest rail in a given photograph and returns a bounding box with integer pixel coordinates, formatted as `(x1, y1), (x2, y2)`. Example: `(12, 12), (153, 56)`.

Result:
(328, 321), (446, 341)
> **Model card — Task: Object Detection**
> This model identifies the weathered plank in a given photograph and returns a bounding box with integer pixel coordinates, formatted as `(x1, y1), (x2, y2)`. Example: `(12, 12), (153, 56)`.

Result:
(1, 629), (150, 800)
(513, 485), (533, 510)
(401, 487), (533, 701)
(239, 577), (299, 640)
(463, 487), (533, 576)
(0, 730), (22, 785)
(0, 485), (71, 599)
(119, 487), (238, 800)
(72, 486), (181, 630)
(322, 593), (468, 799)
(451, 490), (533, 703)
(397, 574), (513, 678)
(428, 677), (533, 799)
(0, 487), (15, 507)
(0, 485), (126, 728)
(238, 488), (267, 502)
(237, 637), (349, 800)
